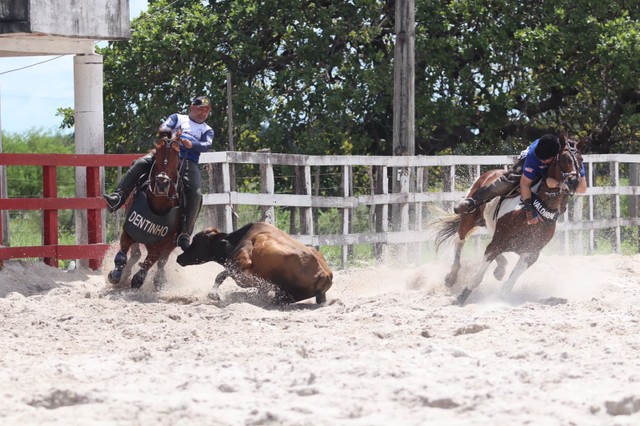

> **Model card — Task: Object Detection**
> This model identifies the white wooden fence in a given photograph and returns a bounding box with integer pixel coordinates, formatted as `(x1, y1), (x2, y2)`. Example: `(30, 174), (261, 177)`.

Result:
(190, 151), (640, 267)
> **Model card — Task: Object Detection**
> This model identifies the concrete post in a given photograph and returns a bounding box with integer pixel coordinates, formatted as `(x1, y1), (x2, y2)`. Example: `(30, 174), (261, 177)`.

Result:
(73, 53), (105, 266)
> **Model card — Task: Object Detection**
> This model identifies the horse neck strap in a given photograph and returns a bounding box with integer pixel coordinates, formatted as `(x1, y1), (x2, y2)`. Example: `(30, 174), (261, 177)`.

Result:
(531, 194), (559, 222)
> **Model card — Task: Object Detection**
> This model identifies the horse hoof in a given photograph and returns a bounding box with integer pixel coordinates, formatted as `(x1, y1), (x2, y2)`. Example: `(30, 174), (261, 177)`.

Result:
(131, 270), (147, 289)
(108, 270), (122, 284)
(207, 291), (221, 302)
(153, 273), (167, 292)
(455, 288), (472, 306)
(444, 274), (456, 288)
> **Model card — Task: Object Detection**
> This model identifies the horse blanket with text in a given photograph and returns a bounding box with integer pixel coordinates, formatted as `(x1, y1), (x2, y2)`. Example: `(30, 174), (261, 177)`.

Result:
(124, 191), (181, 245)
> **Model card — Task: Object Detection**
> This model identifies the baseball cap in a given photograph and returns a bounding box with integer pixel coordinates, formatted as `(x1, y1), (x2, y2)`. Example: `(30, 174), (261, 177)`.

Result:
(191, 96), (210, 107)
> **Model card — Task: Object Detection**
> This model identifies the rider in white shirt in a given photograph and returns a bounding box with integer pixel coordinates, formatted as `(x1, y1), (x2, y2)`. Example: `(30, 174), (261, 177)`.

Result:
(103, 96), (214, 250)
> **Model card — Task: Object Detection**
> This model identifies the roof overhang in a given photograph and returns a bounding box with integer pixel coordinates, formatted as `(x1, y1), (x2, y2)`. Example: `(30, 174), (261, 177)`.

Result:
(0, 34), (96, 57)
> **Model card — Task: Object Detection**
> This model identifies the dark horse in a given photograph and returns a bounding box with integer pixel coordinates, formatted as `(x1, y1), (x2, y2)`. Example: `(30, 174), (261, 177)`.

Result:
(107, 132), (183, 290)
(435, 136), (584, 305)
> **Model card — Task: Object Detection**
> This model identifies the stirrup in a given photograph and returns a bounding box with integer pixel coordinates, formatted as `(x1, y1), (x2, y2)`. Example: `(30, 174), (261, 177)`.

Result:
(102, 192), (123, 213)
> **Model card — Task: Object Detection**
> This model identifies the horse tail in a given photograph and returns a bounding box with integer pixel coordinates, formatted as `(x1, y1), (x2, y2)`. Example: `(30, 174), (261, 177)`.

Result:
(433, 214), (461, 252)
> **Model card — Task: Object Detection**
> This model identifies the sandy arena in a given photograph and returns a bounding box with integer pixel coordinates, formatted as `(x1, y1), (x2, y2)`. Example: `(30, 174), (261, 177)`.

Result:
(1, 248), (640, 425)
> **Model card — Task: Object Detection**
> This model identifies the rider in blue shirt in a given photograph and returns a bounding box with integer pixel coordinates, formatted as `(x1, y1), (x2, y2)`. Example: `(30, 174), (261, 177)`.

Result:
(455, 134), (586, 224)
(103, 96), (214, 250)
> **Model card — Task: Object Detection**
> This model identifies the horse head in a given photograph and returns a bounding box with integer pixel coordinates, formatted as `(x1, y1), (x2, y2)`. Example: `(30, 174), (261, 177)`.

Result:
(546, 136), (584, 196)
(150, 132), (181, 198)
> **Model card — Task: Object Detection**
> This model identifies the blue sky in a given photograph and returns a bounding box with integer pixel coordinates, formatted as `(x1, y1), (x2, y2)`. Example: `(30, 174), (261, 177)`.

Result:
(0, 0), (148, 135)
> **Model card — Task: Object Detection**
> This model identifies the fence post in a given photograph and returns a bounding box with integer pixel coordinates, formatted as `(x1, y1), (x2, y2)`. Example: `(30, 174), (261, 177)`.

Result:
(412, 166), (424, 263)
(374, 166), (389, 263)
(221, 162), (234, 233)
(43, 165), (58, 267)
(630, 164), (640, 253)
(260, 161), (275, 225)
(301, 165), (313, 235)
(613, 161), (621, 253)
(341, 165), (350, 268)
(87, 165), (102, 269)
(397, 166), (410, 263)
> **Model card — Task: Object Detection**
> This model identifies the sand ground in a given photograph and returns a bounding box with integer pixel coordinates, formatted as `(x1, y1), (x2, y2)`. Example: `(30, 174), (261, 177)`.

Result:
(1, 247), (639, 425)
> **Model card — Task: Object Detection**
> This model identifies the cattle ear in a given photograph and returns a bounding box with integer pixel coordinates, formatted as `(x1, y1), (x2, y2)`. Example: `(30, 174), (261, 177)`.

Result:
(204, 227), (220, 236)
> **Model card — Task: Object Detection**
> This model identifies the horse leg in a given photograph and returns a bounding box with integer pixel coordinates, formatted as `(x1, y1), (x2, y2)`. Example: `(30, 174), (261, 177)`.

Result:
(455, 255), (493, 306)
(208, 269), (231, 301)
(493, 254), (508, 280)
(153, 252), (170, 291)
(500, 252), (540, 296)
(445, 212), (478, 288)
(121, 243), (142, 283)
(107, 250), (129, 284)
(108, 233), (134, 284)
(131, 250), (161, 290)
(445, 237), (464, 288)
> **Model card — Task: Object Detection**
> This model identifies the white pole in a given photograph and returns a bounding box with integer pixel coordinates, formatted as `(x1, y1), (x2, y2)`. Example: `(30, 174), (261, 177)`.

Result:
(73, 52), (105, 266)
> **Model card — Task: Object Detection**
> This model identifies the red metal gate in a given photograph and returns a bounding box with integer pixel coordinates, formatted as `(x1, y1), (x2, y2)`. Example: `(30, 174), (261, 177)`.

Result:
(0, 153), (140, 270)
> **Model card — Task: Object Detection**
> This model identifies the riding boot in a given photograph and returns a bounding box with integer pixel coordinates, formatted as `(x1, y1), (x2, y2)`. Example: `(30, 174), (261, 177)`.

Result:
(177, 199), (202, 251)
(454, 178), (517, 214)
(102, 156), (152, 213)
(177, 162), (203, 251)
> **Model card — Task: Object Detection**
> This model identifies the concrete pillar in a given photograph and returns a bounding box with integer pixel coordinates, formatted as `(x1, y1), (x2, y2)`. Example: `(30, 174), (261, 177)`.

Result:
(73, 53), (105, 264)
(74, 53), (104, 155)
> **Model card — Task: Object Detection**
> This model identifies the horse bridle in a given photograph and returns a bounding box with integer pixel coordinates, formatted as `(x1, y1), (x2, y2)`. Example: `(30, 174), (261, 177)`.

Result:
(548, 140), (582, 196)
(150, 137), (180, 200)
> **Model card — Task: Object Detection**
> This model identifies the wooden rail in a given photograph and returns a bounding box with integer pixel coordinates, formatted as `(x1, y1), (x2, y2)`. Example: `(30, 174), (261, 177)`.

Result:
(0, 153), (139, 269)
(198, 152), (640, 265)
(1, 152), (639, 270)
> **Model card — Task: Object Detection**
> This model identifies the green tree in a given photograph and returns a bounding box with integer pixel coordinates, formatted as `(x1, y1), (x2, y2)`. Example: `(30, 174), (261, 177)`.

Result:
(414, 1), (640, 155)
(99, 0), (640, 156)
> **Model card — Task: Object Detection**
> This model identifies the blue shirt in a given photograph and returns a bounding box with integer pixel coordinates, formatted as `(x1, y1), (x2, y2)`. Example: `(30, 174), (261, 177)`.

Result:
(520, 138), (585, 180)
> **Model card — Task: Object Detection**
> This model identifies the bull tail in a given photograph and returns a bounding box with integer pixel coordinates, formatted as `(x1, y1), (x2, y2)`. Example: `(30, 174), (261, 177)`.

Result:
(433, 214), (461, 252)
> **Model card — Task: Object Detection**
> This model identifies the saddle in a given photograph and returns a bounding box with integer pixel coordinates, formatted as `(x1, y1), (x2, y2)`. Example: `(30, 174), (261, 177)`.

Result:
(488, 179), (558, 227)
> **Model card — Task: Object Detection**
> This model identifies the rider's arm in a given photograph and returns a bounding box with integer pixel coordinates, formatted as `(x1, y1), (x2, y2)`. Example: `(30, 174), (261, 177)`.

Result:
(576, 176), (587, 194)
(190, 127), (214, 153)
(576, 162), (587, 193)
(520, 174), (534, 201)
(159, 113), (179, 133)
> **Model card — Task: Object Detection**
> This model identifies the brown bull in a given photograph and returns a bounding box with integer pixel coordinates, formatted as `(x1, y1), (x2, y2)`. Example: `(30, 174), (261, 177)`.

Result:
(176, 222), (333, 304)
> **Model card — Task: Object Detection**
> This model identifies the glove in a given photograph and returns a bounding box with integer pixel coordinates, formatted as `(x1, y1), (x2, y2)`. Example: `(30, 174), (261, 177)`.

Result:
(523, 198), (539, 225)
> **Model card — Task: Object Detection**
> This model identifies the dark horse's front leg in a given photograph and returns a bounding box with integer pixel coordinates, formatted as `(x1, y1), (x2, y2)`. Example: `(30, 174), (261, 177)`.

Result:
(131, 246), (162, 289)
(131, 237), (176, 290)
(108, 232), (136, 285)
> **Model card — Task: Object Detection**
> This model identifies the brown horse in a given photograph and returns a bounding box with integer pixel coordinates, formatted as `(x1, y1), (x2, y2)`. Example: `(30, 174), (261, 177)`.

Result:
(435, 137), (585, 305)
(107, 132), (183, 290)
